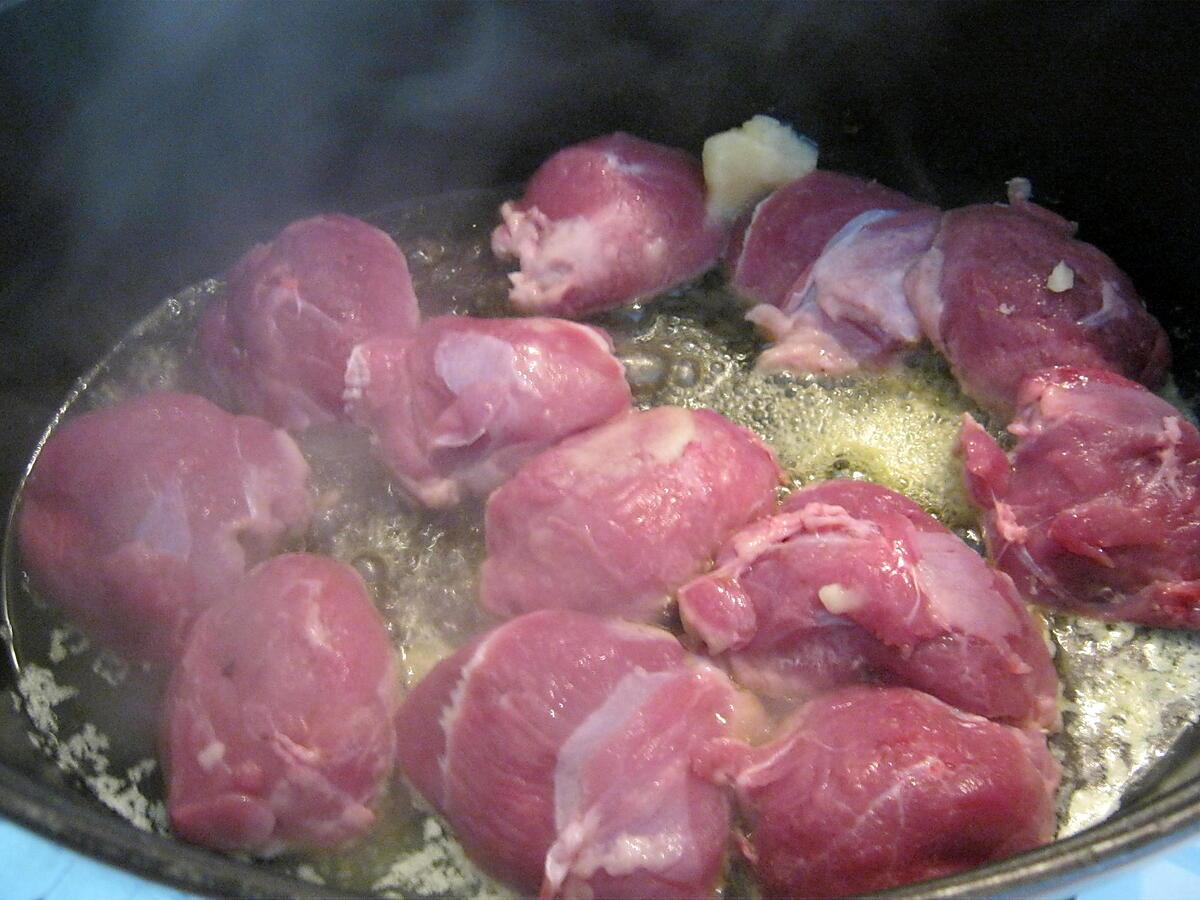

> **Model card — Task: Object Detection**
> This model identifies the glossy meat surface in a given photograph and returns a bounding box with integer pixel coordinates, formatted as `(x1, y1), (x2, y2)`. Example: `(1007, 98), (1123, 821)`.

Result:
(395, 610), (749, 898)
(481, 406), (782, 621)
(344, 315), (631, 508)
(962, 366), (1200, 628)
(728, 171), (938, 375)
(706, 686), (1059, 898)
(906, 198), (1169, 414)
(491, 133), (727, 317)
(678, 480), (1059, 728)
(18, 391), (311, 665)
(163, 554), (400, 855)
(749, 206), (939, 374)
(727, 171), (923, 307)
(200, 214), (420, 430)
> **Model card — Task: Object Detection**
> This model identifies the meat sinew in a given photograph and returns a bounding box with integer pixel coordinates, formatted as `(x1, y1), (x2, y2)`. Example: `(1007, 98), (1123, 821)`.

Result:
(491, 132), (727, 317)
(748, 206), (941, 374)
(678, 479), (1059, 729)
(905, 187), (1170, 414)
(962, 366), (1200, 628)
(163, 553), (400, 856)
(18, 391), (311, 665)
(727, 171), (923, 308)
(200, 214), (421, 430)
(727, 170), (938, 375)
(395, 610), (760, 898)
(481, 406), (783, 622)
(343, 315), (632, 508)
(702, 686), (1059, 898)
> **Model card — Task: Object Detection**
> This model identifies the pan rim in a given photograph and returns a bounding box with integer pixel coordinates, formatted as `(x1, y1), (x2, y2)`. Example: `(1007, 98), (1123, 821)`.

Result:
(1, 756), (1199, 899)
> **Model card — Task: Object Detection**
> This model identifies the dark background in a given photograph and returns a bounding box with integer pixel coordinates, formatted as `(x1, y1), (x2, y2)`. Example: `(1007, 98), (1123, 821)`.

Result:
(1, 0), (1198, 507)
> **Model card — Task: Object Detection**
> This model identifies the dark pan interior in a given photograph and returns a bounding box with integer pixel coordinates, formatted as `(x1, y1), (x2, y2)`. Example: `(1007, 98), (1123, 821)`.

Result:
(2, 1), (1199, 896)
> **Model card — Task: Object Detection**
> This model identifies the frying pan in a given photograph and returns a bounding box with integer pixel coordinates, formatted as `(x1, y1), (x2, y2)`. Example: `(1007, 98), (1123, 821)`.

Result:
(2, 1), (1199, 896)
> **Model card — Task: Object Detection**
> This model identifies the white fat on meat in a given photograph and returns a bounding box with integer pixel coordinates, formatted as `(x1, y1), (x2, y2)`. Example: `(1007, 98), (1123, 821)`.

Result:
(749, 202), (938, 375)
(1151, 416), (1186, 497)
(133, 478), (192, 558)
(1047, 260), (1075, 293)
(546, 666), (717, 895)
(796, 208), (929, 342)
(555, 408), (697, 478)
(547, 670), (684, 889)
(494, 204), (615, 312)
(432, 335), (520, 416)
(904, 245), (947, 350)
(197, 740), (226, 772)
(342, 343), (373, 405)
(910, 531), (1029, 656)
(1076, 280), (1132, 329)
(438, 628), (503, 782)
(816, 583), (864, 616)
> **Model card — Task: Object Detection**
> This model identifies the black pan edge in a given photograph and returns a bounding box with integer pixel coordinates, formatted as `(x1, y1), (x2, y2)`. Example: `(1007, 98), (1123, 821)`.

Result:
(0, 765), (362, 899)
(3, 753), (1200, 900)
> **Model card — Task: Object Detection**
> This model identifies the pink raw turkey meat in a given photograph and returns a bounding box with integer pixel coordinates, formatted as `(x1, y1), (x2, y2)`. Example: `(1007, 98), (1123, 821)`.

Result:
(701, 686), (1059, 898)
(491, 132), (727, 317)
(677, 479), (1059, 729)
(961, 366), (1200, 628)
(395, 610), (761, 898)
(163, 553), (400, 855)
(727, 170), (939, 374)
(481, 406), (783, 621)
(905, 184), (1170, 413)
(17, 391), (311, 665)
(343, 315), (631, 507)
(200, 214), (421, 430)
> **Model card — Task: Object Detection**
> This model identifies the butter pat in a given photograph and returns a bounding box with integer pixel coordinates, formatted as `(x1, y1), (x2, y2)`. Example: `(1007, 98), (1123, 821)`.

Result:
(703, 115), (818, 222)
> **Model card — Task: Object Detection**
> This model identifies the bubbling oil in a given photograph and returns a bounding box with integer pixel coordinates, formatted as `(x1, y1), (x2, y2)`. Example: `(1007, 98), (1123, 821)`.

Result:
(5, 189), (1200, 898)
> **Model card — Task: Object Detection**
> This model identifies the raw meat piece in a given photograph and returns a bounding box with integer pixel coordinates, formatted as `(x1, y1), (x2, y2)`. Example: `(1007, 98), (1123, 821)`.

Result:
(748, 297), (910, 376)
(481, 406), (783, 621)
(395, 610), (757, 898)
(163, 553), (400, 855)
(905, 191), (1170, 413)
(749, 208), (940, 374)
(701, 686), (1059, 898)
(727, 171), (937, 375)
(343, 315), (631, 507)
(726, 169), (928, 307)
(18, 391), (311, 665)
(678, 479), (1059, 729)
(491, 133), (727, 317)
(200, 214), (420, 430)
(961, 366), (1200, 628)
